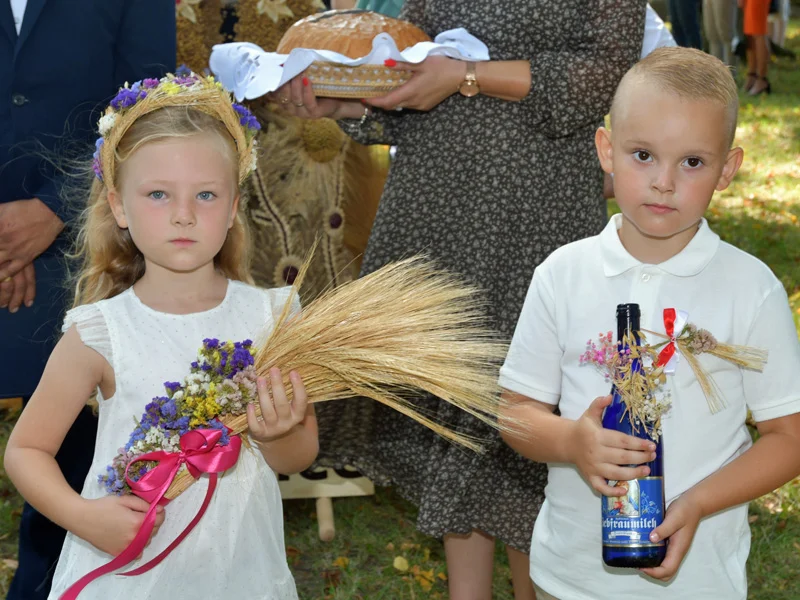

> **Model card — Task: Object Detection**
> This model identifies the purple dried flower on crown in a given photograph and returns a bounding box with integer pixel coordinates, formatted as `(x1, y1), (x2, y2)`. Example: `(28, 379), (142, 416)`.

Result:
(91, 149), (103, 181)
(173, 75), (200, 87)
(232, 103), (261, 133)
(110, 87), (147, 110)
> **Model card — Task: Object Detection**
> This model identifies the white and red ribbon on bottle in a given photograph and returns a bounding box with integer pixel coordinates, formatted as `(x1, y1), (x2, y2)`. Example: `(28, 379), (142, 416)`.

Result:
(655, 308), (689, 374)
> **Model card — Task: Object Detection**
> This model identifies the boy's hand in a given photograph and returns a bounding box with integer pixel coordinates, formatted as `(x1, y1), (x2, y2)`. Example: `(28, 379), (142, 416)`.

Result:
(569, 395), (657, 496)
(81, 495), (165, 557)
(640, 493), (703, 581)
(246, 368), (309, 444)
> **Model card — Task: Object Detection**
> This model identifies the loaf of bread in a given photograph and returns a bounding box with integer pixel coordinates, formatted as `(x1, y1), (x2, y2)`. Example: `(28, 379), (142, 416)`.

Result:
(276, 9), (431, 59)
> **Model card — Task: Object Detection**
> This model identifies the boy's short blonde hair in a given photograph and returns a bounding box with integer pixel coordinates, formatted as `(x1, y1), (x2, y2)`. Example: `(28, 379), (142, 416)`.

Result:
(610, 47), (739, 147)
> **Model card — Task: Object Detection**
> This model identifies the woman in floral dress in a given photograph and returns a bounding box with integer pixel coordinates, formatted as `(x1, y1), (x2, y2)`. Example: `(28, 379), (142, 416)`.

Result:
(276, 1), (646, 596)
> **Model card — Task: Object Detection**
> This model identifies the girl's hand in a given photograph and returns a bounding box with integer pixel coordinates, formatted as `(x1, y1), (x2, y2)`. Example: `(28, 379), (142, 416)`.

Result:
(569, 395), (657, 496)
(247, 368), (309, 444)
(366, 56), (467, 112)
(81, 495), (165, 557)
(270, 76), (364, 120)
(640, 493), (703, 581)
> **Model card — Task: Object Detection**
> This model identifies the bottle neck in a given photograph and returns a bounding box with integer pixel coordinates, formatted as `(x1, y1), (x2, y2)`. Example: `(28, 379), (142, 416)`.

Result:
(617, 318), (641, 347)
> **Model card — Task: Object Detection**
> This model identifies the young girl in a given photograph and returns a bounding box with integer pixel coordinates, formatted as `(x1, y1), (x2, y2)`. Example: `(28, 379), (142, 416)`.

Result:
(3, 74), (318, 599)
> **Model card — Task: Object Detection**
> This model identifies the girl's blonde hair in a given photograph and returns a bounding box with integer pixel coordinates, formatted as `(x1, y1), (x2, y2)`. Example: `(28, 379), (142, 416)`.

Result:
(70, 107), (253, 308)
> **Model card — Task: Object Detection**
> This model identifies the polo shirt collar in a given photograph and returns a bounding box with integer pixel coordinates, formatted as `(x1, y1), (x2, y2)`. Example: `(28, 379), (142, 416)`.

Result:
(601, 214), (720, 277)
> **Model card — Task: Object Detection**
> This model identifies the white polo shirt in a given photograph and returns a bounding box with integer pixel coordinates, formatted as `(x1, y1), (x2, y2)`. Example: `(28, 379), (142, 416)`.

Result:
(499, 214), (800, 599)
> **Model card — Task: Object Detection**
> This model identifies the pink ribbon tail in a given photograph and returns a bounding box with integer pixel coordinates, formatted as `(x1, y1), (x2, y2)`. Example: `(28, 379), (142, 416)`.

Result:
(121, 473), (219, 576)
(59, 429), (240, 600)
(58, 500), (162, 600)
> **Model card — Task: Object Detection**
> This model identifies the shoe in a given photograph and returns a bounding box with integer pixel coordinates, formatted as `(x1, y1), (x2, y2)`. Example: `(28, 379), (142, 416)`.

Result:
(770, 43), (796, 59)
(748, 77), (771, 96)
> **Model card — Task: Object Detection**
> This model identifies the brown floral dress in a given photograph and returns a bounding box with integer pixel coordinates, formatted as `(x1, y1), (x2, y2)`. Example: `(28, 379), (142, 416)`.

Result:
(315, 0), (646, 552)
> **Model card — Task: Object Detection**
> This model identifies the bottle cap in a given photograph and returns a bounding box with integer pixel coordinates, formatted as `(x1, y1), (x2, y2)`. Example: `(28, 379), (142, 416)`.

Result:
(616, 303), (640, 319)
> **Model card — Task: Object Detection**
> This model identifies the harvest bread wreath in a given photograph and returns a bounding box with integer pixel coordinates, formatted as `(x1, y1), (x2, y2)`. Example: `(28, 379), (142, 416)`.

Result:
(276, 9), (431, 97)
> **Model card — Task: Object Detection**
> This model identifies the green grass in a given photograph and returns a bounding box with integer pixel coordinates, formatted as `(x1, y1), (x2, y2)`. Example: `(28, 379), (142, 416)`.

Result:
(0, 414), (25, 592)
(1, 22), (799, 600)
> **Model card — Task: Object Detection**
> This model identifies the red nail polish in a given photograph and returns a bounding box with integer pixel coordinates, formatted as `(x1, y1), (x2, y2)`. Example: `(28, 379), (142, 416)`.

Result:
(360, 98), (367, 104)
(302, 77), (309, 86)
(384, 58), (397, 67)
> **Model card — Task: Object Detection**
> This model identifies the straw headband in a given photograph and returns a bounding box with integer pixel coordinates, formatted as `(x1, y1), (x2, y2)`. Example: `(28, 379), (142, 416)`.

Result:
(92, 72), (261, 189)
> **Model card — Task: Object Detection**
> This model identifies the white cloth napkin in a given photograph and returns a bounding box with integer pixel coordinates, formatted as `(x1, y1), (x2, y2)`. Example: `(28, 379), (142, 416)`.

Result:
(209, 28), (490, 101)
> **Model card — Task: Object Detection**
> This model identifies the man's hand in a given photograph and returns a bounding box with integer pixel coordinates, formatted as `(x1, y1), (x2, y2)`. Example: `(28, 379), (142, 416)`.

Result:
(0, 198), (64, 280)
(0, 263), (36, 312)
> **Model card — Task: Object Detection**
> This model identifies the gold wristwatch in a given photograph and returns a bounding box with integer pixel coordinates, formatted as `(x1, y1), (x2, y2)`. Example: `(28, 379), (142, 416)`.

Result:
(458, 62), (480, 97)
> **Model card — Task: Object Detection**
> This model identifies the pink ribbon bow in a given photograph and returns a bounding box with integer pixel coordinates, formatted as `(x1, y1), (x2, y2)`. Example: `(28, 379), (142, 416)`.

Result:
(656, 307), (689, 374)
(60, 428), (242, 600)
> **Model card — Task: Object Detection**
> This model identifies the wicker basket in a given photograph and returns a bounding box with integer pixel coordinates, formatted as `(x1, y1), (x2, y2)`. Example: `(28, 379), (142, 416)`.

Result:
(165, 465), (196, 500)
(306, 62), (413, 98)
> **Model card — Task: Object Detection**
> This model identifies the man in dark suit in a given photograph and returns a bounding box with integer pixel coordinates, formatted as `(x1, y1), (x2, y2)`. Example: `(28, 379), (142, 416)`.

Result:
(1, 1), (175, 597)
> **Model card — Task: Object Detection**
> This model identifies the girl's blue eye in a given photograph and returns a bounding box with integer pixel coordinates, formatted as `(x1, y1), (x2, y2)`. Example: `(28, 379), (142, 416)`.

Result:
(149, 191), (165, 200)
(683, 157), (703, 168)
(197, 191), (216, 201)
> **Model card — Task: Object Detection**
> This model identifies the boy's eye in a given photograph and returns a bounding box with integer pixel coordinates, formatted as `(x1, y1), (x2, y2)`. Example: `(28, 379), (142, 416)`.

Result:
(149, 191), (166, 200)
(683, 157), (703, 168)
(634, 151), (652, 162)
(197, 191), (216, 201)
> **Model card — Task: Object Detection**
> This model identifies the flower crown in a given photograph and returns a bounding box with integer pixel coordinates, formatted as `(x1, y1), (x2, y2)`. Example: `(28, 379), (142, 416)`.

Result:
(92, 72), (261, 188)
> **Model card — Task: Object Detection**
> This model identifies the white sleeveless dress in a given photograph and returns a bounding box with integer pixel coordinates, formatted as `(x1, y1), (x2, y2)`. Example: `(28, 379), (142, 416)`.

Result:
(48, 281), (299, 600)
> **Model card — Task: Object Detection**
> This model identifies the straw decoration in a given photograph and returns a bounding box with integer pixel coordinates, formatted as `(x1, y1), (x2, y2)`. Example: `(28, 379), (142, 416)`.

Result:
(644, 323), (768, 414)
(96, 75), (257, 189)
(163, 248), (512, 499)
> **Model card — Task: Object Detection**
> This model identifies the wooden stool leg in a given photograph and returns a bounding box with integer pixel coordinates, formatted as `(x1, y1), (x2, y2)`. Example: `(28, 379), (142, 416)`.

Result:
(316, 496), (335, 542)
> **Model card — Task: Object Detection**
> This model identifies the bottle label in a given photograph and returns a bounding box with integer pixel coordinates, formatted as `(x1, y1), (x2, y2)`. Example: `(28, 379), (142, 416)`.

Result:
(602, 477), (665, 547)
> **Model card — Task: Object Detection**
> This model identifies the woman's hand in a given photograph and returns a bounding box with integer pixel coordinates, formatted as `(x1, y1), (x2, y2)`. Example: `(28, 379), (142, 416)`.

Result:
(568, 395), (657, 496)
(366, 56), (467, 112)
(269, 56), (468, 118)
(270, 76), (365, 120)
(247, 368), (309, 444)
(80, 495), (165, 557)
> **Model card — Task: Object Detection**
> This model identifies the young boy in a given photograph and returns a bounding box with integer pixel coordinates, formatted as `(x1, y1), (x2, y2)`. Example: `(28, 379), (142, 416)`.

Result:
(498, 47), (800, 599)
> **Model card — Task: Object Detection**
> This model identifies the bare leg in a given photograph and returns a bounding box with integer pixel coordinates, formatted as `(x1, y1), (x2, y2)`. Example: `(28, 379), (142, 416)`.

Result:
(444, 530), (495, 600)
(744, 37), (757, 91)
(507, 544), (537, 600)
(755, 35), (769, 77)
(749, 35), (771, 94)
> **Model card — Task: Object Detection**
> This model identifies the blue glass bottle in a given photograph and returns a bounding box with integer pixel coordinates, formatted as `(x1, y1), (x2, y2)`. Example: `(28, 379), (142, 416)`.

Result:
(601, 303), (666, 568)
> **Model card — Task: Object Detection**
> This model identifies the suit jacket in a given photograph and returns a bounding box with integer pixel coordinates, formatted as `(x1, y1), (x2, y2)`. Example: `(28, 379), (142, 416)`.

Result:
(0, 0), (176, 397)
